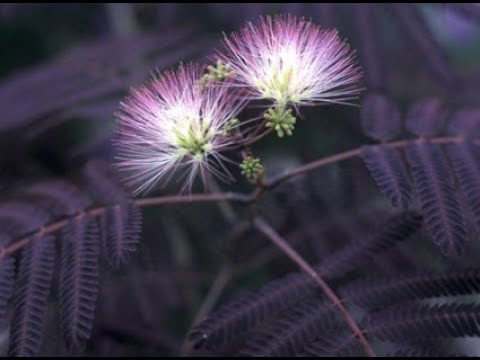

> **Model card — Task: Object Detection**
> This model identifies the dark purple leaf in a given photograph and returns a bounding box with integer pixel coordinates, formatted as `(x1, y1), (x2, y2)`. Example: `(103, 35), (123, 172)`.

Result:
(406, 141), (467, 255)
(361, 145), (412, 209)
(8, 235), (55, 357)
(60, 217), (99, 351)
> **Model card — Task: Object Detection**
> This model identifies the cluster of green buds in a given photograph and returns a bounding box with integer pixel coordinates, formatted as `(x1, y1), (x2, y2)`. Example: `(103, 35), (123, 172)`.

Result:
(174, 120), (213, 161)
(240, 156), (263, 183)
(264, 106), (296, 138)
(201, 60), (232, 88)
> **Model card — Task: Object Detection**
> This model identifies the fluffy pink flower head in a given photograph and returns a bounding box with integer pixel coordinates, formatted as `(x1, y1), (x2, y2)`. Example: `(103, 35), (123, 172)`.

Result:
(115, 64), (244, 195)
(219, 15), (362, 107)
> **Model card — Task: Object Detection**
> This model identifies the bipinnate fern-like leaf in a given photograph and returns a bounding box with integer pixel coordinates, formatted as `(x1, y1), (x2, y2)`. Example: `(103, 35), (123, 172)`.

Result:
(0, 257), (15, 325)
(8, 235), (55, 357)
(0, 172), (141, 354)
(104, 203), (142, 268)
(446, 142), (480, 228)
(60, 217), (100, 351)
(361, 145), (412, 209)
(300, 329), (362, 357)
(319, 211), (423, 278)
(366, 302), (480, 341)
(189, 212), (422, 351)
(238, 299), (335, 357)
(343, 268), (480, 310)
(83, 160), (143, 268)
(189, 273), (316, 350)
(406, 141), (467, 255)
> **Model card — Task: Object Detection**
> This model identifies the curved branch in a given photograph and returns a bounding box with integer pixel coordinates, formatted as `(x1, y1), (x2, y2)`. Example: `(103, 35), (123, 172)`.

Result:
(253, 217), (376, 357)
(265, 136), (466, 189)
(181, 265), (233, 356)
(0, 192), (250, 261)
(136, 191), (252, 207)
(0, 136), (472, 261)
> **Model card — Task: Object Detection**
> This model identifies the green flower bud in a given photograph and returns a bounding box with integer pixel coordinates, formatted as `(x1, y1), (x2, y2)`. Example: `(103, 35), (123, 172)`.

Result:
(264, 106), (296, 138)
(240, 156), (263, 182)
(201, 60), (232, 88)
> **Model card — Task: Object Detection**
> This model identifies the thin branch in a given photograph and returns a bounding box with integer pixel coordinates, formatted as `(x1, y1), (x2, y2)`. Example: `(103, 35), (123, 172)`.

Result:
(207, 176), (238, 225)
(0, 192), (250, 261)
(232, 211), (354, 277)
(181, 220), (249, 356)
(267, 148), (362, 189)
(253, 217), (376, 357)
(241, 127), (274, 147)
(136, 191), (252, 207)
(190, 265), (233, 327)
(181, 265), (233, 356)
(0, 136), (472, 261)
(265, 136), (466, 189)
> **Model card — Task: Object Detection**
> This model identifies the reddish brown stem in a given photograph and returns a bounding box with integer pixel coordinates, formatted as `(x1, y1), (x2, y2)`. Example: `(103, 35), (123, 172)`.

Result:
(253, 217), (376, 357)
(0, 192), (250, 261)
(241, 127), (274, 147)
(0, 136), (470, 262)
(181, 265), (232, 356)
(266, 136), (465, 189)
(136, 191), (251, 207)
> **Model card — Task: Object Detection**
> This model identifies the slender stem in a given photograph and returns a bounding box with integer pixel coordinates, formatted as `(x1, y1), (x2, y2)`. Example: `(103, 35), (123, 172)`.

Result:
(232, 211), (354, 277)
(191, 265), (232, 327)
(253, 217), (376, 357)
(180, 221), (249, 356)
(266, 136), (465, 189)
(136, 191), (251, 207)
(181, 265), (232, 357)
(268, 147), (362, 189)
(0, 135), (471, 261)
(207, 177), (238, 225)
(179, 179), (244, 356)
(2, 133), (472, 355)
(0, 192), (250, 261)
(241, 127), (274, 147)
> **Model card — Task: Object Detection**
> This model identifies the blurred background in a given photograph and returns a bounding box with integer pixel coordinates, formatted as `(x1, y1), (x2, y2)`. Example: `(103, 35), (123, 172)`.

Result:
(1, 3), (480, 357)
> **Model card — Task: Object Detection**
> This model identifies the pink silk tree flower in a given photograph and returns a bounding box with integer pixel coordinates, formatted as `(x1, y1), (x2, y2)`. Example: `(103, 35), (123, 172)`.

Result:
(219, 15), (362, 108)
(115, 64), (245, 195)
